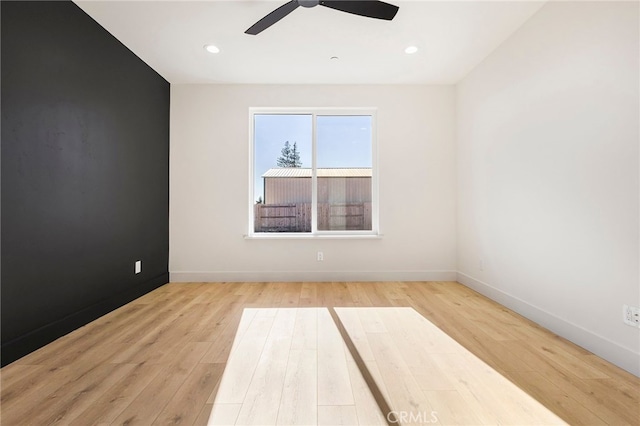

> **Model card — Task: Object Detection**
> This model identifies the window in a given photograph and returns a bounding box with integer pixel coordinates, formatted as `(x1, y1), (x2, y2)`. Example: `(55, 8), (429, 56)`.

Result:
(249, 108), (377, 236)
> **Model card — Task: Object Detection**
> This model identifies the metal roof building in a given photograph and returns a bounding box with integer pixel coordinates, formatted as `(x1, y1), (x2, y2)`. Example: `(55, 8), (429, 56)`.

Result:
(262, 168), (372, 178)
(261, 168), (372, 205)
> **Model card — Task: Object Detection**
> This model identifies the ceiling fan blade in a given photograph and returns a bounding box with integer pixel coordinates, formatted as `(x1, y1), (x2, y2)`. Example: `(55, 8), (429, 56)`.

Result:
(245, 0), (300, 35)
(320, 0), (398, 20)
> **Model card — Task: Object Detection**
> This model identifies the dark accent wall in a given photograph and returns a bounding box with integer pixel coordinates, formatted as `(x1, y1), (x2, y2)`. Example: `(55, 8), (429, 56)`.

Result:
(1, 1), (170, 366)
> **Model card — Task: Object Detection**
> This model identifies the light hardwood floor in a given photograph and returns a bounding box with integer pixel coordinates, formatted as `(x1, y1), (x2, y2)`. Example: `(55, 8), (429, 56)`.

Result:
(1, 282), (638, 425)
(210, 307), (565, 425)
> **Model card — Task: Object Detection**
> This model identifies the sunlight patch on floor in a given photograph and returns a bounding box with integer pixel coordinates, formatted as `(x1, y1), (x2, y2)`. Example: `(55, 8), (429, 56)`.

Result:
(207, 307), (566, 425)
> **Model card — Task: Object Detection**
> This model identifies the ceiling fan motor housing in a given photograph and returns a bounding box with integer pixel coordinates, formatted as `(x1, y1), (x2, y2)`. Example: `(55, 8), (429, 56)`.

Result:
(299, 0), (319, 8)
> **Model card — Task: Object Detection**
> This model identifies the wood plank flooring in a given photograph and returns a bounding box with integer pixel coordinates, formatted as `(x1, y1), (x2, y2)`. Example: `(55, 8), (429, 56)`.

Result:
(208, 308), (381, 426)
(1, 282), (639, 425)
(209, 307), (565, 425)
(336, 307), (563, 425)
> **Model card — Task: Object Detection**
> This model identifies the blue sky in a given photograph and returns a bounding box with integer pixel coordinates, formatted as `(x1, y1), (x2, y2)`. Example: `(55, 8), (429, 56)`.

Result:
(253, 114), (372, 202)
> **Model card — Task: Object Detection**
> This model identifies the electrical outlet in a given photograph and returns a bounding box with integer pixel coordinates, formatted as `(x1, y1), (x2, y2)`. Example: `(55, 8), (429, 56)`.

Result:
(623, 304), (640, 327)
(317, 251), (324, 261)
(135, 260), (142, 274)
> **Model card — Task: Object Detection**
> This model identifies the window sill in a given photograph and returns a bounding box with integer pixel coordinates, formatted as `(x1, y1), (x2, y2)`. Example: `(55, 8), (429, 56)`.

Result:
(244, 233), (383, 240)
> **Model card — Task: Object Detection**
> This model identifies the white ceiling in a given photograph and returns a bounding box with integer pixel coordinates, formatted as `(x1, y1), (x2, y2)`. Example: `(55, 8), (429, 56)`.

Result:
(74, 0), (546, 85)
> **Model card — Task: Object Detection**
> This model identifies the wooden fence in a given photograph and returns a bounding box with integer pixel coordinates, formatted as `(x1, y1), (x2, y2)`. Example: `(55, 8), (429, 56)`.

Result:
(254, 203), (371, 232)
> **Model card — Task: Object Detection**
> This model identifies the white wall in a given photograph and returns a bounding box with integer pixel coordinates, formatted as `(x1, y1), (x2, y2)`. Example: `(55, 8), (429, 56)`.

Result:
(457, 1), (639, 375)
(170, 85), (456, 282)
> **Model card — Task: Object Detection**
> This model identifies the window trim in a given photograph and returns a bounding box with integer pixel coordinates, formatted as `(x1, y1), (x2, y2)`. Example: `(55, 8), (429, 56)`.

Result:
(247, 107), (379, 238)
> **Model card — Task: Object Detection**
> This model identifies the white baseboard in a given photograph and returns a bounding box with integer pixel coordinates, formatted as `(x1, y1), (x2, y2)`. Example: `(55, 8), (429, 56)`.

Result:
(457, 272), (640, 377)
(169, 270), (457, 283)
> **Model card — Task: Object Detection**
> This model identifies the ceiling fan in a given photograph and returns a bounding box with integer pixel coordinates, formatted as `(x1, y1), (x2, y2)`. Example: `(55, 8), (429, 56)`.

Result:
(245, 0), (399, 35)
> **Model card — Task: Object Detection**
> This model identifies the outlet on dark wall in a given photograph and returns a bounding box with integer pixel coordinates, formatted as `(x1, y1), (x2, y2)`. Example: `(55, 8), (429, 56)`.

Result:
(1, 1), (170, 366)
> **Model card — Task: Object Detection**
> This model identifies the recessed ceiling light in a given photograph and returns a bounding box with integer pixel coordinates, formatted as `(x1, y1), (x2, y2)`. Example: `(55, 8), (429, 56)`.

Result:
(405, 46), (418, 54)
(330, 56), (339, 60)
(204, 44), (220, 54)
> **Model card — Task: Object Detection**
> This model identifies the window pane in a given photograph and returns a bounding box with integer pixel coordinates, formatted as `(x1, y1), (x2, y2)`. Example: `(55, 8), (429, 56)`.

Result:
(316, 115), (373, 231)
(253, 114), (312, 233)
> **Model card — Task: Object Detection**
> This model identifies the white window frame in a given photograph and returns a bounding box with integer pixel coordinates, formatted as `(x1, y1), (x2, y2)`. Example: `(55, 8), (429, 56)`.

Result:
(247, 107), (380, 238)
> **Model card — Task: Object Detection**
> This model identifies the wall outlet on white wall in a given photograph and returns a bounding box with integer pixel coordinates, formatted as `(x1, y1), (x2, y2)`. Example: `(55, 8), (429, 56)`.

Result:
(135, 260), (142, 274)
(622, 304), (639, 327)
(317, 251), (324, 261)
